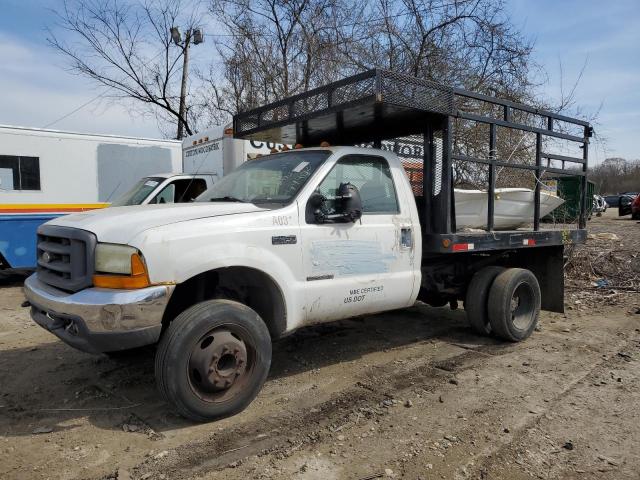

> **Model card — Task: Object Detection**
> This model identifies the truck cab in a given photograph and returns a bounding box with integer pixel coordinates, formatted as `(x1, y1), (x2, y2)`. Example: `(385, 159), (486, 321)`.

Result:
(24, 146), (421, 420)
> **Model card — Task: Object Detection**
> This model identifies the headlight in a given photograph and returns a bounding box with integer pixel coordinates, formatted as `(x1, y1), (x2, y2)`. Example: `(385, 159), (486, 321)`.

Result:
(95, 244), (138, 274)
(93, 243), (150, 289)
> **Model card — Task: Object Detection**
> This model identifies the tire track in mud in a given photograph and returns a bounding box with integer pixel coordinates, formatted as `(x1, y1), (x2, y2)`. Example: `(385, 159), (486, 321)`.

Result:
(380, 328), (640, 480)
(120, 341), (515, 480)
(462, 331), (640, 479)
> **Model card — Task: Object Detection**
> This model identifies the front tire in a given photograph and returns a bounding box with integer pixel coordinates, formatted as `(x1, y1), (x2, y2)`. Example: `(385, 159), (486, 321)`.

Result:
(488, 268), (541, 342)
(155, 300), (272, 422)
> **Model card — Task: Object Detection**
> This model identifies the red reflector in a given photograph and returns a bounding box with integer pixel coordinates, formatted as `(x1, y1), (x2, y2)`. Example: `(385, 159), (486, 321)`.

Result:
(452, 243), (474, 251)
(523, 239), (536, 246)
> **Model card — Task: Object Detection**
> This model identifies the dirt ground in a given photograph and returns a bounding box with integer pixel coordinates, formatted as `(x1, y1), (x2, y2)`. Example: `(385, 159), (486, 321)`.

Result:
(1, 211), (639, 480)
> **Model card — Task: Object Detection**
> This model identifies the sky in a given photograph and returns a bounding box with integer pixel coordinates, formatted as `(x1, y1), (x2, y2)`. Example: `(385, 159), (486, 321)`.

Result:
(0, 0), (638, 163)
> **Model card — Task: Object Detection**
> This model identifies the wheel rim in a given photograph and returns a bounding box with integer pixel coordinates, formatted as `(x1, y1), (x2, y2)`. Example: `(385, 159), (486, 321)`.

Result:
(510, 282), (535, 331)
(188, 326), (256, 403)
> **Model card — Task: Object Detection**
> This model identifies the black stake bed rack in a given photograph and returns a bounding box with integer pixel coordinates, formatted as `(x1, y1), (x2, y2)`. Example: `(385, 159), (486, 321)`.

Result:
(233, 69), (592, 254)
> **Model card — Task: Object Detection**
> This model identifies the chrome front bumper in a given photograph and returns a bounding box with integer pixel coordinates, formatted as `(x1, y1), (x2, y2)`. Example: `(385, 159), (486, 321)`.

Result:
(24, 274), (175, 353)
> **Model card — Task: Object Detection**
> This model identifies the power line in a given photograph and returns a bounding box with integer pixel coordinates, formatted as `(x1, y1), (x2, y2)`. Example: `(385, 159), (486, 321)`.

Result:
(42, 49), (170, 129)
(42, 91), (109, 129)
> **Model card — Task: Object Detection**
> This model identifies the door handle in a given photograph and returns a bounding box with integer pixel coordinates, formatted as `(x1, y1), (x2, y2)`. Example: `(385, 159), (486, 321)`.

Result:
(400, 227), (413, 248)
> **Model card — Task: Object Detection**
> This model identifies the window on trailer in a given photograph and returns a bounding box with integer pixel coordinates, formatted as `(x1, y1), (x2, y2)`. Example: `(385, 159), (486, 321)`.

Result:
(0, 156), (41, 190)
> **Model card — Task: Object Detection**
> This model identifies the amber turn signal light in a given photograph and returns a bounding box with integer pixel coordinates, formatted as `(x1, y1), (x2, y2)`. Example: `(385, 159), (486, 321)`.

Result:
(93, 254), (151, 289)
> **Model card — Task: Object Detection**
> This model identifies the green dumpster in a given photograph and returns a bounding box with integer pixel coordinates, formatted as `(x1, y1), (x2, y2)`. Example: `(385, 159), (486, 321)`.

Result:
(543, 176), (595, 222)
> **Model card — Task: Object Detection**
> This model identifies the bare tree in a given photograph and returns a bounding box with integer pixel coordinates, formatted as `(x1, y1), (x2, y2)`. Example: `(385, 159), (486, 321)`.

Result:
(48, 0), (205, 138)
(331, 0), (536, 97)
(590, 158), (640, 195)
(199, 0), (362, 124)
(343, 0), (539, 189)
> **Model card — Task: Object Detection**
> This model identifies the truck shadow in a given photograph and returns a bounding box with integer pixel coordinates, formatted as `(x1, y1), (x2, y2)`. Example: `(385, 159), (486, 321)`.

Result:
(0, 274), (27, 287)
(0, 303), (502, 438)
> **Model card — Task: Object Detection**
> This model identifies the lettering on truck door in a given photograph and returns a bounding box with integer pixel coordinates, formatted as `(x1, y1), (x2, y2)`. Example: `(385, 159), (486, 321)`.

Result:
(299, 154), (416, 323)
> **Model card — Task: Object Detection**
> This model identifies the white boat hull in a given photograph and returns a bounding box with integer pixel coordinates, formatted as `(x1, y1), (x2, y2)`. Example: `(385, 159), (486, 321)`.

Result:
(454, 188), (565, 230)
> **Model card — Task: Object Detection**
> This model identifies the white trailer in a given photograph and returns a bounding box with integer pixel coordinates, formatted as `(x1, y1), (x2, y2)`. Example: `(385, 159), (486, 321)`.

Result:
(0, 125), (182, 270)
(182, 125), (284, 176)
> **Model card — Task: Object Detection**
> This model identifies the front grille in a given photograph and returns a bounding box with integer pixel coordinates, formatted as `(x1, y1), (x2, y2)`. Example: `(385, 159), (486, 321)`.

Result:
(37, 225), (96, 292)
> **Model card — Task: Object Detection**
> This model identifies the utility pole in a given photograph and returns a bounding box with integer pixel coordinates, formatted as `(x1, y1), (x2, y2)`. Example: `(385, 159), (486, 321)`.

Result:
(177, 30), (191, 140)
(170, 27), (204, 140)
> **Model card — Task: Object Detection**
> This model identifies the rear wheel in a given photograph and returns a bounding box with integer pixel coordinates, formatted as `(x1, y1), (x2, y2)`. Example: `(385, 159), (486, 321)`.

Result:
(155, 299), (272, 422)
(465, 266), (505, 336)
(488, 268), (540, 342)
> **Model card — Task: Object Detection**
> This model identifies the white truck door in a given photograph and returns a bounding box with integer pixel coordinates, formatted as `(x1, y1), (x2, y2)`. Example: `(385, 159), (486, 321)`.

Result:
(299, 153), (417, 324)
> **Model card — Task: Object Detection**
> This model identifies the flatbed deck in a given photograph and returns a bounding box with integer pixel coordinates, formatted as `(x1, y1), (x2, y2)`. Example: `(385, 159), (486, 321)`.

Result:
(423, 228), (587, 254)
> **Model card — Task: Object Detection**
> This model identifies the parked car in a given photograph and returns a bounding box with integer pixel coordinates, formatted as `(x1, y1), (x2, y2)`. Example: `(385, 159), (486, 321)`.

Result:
(618, 193), (640, 218)
(619, 193), (640, 219)
(604, 195), (621, 208)
(592, 194), (607, 215)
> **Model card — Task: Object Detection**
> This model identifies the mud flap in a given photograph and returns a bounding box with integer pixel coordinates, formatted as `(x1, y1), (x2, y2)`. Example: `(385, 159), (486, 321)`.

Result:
(513, 245), (565, 313)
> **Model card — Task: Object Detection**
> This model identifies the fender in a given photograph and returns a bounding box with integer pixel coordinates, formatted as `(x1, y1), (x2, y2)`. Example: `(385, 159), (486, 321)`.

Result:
(128, 207), (307, 331)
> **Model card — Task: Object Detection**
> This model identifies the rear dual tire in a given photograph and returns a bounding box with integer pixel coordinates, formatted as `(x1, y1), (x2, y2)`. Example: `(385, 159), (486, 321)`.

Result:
(488, 268), (541, 342)
(465, 266), (505, 335)
(466, 267), (540, 342)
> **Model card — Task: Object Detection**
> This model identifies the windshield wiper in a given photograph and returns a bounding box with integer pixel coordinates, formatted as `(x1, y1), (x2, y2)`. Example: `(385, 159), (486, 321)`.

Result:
(209, 196), (249, 203)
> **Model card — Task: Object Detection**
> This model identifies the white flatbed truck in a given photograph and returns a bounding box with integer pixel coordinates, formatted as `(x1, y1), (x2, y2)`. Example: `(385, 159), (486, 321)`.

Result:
(23, 70), (592, 421)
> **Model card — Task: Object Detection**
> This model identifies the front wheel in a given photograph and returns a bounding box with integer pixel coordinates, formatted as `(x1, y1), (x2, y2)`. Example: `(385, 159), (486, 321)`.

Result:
(488, 268), (541, 342)
(155, 300), (272, 422)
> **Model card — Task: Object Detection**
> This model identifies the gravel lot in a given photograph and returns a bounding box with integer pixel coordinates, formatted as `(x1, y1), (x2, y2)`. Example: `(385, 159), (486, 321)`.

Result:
(1, 211), (638, 480)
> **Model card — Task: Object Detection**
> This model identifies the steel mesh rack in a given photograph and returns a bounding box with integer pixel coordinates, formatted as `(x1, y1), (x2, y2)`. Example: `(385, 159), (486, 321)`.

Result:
(233, 68), (593, 254)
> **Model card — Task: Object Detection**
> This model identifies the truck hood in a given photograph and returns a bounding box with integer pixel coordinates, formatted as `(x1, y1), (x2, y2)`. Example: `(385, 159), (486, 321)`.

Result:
(47, 203), (266, 244)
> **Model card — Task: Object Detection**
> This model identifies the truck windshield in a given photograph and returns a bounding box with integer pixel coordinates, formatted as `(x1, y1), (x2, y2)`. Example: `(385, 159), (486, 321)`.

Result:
(196, 151), (330, 205)
(111, 177), (164, 207)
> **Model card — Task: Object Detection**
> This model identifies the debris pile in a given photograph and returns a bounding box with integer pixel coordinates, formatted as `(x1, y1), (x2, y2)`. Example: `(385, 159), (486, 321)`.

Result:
(564, 222), (640, 309)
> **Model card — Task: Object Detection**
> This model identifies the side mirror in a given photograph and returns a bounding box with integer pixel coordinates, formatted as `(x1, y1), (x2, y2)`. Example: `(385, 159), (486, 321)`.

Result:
(334, 182), (363, 222)
(305, 183), (363, 224)
(306, 191), (327, 223)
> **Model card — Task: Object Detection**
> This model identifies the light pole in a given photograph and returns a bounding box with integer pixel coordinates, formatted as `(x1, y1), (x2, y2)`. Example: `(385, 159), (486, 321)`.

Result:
(170, 27), (204, 140)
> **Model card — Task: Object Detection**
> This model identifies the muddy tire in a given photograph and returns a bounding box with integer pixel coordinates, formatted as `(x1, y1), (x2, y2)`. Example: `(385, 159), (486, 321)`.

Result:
(155, 299), (272, 422)
(465, 266), (505, 336)
(488, 268), (540, 342)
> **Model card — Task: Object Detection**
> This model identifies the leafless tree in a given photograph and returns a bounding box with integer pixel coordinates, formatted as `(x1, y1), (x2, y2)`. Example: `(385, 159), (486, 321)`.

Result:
(590, 158), (640, 195)
(203, 0), (545, 190)
(48, 0), (205, 138)
(199, 0), (360, 124)
(48, 0), (597, 173)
